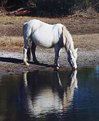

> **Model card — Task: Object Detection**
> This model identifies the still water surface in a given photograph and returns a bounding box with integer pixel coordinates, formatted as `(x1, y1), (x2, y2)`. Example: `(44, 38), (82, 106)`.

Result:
(0, 67), (99, 121)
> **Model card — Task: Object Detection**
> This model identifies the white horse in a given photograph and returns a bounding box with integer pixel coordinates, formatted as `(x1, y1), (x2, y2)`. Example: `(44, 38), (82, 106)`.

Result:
(23, 19), (78, 69)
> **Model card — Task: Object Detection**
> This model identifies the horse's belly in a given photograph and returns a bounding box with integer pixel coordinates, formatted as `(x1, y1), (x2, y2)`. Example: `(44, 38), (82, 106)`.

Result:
(32, 30), (55, 48)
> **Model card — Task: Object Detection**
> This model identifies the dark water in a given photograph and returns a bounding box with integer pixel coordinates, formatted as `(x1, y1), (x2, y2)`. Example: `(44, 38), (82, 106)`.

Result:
(0, 67), (99, 121)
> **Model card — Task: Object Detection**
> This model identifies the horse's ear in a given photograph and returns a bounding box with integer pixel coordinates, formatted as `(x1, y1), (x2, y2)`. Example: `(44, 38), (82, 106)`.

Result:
(75, 48), (78, 53)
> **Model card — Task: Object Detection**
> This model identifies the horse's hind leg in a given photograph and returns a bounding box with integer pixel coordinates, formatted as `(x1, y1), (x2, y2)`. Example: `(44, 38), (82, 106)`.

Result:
(23, 48), (29, 66)
(23, 23), (31, 66)
(24, 45), (32, 66)
(23, 39), (30, 66)
(27, 40), (32, 62)
(31, 41), (39, 64)
(27, 47), (31, 61)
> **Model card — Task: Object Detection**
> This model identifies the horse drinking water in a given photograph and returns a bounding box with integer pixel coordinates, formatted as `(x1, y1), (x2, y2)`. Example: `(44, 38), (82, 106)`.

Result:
(23, 19), (78, 70)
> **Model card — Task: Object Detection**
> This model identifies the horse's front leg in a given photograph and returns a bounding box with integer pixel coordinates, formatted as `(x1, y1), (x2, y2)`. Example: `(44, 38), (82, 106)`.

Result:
(54, 46), (60, 69)
(23, 48), (29, 66)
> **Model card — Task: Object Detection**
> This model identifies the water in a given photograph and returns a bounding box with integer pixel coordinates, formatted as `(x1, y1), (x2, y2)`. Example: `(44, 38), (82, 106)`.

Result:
(0, 67), (99, 121)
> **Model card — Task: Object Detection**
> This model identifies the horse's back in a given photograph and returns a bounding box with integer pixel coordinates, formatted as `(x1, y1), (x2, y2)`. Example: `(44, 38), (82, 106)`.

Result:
(23, 19), (64, 48)
(31, 22), (64, 48)
(24, 19), (64, 32)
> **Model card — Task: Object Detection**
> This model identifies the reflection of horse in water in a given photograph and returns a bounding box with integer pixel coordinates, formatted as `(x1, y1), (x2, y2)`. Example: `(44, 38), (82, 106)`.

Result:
(23, 70), (78, 117)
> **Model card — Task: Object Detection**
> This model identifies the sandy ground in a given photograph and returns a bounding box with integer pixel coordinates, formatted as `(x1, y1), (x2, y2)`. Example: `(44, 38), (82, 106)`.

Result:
(0, 15), (99, 74)
(0, 44), (99, 74)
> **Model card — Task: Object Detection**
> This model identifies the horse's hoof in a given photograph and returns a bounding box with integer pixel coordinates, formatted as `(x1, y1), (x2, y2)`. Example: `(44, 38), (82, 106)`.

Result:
(56, 66), (60, 70)
(26, 63), (30, 66)
(24, 62), (30, 66)
(54, 66), (60, 71)
(54, 65), (60, 70)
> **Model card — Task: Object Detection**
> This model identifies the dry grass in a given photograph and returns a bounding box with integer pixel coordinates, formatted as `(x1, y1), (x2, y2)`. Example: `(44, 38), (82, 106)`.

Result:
(0, 36), (23, 46)
(0, 15), (99, 36)
(0, 36), (23, 52)
(73, 33), (99, 50)
(0, 16), (60, 25)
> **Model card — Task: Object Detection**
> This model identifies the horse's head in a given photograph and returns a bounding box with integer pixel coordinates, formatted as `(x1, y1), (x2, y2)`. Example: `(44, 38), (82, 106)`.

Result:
(67, 48), (78, 70)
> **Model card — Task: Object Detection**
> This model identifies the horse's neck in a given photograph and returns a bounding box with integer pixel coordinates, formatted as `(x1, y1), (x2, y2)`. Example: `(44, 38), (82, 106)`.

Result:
(64, 27), (75, 52)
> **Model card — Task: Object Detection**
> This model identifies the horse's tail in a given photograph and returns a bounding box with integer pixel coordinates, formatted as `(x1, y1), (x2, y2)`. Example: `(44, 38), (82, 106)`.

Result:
(23, 23), (28, 42)
(23, 22), (32, 49)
